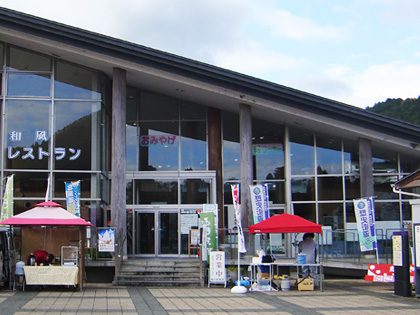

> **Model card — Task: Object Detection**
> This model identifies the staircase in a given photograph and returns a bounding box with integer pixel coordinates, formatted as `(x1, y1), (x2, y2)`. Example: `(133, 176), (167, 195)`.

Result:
(114, 257), (203, 286)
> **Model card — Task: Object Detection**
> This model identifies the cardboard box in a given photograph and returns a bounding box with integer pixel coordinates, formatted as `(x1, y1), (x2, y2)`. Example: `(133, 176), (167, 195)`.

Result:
(297, 277), (314, 291)
(260, 272), (270, 279)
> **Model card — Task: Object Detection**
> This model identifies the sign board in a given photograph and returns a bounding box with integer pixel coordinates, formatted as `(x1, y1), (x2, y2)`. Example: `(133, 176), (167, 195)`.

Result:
(208, 251), (226, 287)
(190, 228), (200, 246)
(365, 264), (415, 283)
(180, 209), (198, 234)
(415, 224), (420, 268)
(98, 227), (115, 252)
(392, 234), (403, 266)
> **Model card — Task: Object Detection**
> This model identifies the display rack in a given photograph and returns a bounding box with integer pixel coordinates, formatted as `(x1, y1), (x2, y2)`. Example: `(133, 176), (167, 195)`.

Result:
(61, 246), (79, 266)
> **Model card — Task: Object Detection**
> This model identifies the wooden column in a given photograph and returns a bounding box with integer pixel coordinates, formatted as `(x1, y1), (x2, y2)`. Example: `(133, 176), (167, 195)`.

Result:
(239, 103), (254, 252)
(208, 107), (223, 238)
(359, 138), (374, 198)
(111, 68), (127, 277)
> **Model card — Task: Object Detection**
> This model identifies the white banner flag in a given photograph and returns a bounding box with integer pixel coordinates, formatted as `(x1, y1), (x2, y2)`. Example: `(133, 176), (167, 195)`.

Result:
(0, 175), (14, 222)
(353, 197), (377, 252)
(231, 184), (246, 253)
(250, 184), (270, 224)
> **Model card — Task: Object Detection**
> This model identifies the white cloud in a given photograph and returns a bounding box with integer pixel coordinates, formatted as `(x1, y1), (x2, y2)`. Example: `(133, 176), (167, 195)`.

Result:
(253, 8), (344, 41)
(319, 62), (420, 107)
(1, 1), (419, 111)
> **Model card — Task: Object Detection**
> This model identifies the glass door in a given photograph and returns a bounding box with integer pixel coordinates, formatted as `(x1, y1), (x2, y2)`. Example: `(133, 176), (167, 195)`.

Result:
(133, 209), (180, 256)
(158, 211), (179, 255)
(134, 211), (155, 255)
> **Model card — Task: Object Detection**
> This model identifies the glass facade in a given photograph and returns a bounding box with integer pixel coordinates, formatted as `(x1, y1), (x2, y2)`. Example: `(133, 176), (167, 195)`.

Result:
(222, 116), (420, 258)
(126, 90), (207, 172)
(0, 44), (105, 218)
(2, 40), (420, 260)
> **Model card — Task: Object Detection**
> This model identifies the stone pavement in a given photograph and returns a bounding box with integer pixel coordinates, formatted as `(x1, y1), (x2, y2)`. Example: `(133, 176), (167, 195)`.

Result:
(0, 280), (419, 314)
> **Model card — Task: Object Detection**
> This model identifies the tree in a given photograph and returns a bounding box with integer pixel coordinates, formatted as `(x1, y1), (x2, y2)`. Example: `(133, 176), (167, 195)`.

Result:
(365, 97), (420, 126)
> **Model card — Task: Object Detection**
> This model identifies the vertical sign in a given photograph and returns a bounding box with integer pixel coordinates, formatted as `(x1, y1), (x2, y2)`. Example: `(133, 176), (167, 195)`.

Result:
(353, 197), (377, 252)
(208, 251), (226, 286)
(65, 180), (81, 216)
(231, 184), (246, 253)
(0, 175), (14, 222)
(414, 224), (420, 268)
(203, 204), (218, 247)
(250, 184), (270, 224)
(392, 234), (403, 266)
(199, 212), (217, 258)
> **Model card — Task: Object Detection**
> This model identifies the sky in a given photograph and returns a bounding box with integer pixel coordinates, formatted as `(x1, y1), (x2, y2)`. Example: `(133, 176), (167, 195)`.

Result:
(1, 0), (420, 109)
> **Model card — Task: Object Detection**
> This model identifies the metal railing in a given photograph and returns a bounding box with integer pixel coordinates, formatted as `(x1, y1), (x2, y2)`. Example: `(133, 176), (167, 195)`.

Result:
(217, 227), (405, 268)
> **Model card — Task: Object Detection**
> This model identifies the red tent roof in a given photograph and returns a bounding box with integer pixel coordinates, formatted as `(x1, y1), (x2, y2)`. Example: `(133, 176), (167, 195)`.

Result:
(249, 213), (322, 234)
(0, 201), (92, 226)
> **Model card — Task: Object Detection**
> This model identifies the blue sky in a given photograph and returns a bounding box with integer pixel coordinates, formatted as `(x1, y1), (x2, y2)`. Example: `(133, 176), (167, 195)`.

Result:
(2, 0), (420, 108)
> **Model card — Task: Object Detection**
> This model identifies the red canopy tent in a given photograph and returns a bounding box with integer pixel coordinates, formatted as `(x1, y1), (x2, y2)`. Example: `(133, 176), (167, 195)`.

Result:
(0, 201), (92, 226)
(0, 201), (92, 289)
(249, 213), (322, 234)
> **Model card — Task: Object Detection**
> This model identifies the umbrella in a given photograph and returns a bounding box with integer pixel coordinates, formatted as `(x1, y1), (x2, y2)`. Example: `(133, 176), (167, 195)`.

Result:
(249, 213), (322, 234)
(0, 201), (92, 226)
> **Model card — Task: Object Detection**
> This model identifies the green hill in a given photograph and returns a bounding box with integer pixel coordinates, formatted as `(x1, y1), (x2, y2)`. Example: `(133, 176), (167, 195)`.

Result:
(365, 97), (420, 126)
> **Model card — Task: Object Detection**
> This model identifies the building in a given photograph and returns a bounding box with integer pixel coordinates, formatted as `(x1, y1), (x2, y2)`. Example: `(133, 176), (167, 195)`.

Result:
(1, 7), (420, 279)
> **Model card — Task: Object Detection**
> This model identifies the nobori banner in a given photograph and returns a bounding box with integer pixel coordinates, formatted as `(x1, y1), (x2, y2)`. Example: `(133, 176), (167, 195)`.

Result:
(353, 197), (377, 252)
(250, 184), (270, 224)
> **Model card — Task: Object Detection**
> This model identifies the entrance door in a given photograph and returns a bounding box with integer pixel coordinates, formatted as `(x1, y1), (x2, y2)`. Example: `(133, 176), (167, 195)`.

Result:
(158, 211), (179, 255)
(134, 211), (155, 255)
(133, 209), (179, 256)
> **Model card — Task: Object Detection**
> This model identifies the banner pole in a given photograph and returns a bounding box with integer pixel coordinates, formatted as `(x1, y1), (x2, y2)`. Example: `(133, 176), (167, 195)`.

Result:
(230, 183), (247, 294)
(237, 226), (241, 282)
(45, 175), (50, 202)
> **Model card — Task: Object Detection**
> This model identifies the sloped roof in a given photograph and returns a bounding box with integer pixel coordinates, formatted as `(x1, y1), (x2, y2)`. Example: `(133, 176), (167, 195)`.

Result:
(394, 169), (420, 189)
(0, 7), (420, 143)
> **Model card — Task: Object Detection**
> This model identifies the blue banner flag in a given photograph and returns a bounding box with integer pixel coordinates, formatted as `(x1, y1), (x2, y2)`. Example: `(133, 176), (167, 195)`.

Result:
(65, 180), (81, 217)
(353, 197), (377, 252)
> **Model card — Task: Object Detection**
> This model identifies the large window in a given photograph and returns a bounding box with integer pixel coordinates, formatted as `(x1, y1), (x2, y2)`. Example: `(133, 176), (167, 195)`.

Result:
(1, 43), (104, 209)
(252, 119), (284, 180)
(222, 112), (240, 181)
(316, 136), (342, 175)
(54, 61), (101, 99)
(4, 100), (50, 170)
(290, 129), (314, 176)
(134, 179), (178, 204)
(126, 91), (207, 171)
(54, 101), (101, 170)
(6, 46), (51, 97)
(139, 121), (179, 171)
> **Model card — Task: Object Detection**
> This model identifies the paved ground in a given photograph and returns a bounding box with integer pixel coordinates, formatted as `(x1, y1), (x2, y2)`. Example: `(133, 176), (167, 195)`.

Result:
(0, 280), (419, 314)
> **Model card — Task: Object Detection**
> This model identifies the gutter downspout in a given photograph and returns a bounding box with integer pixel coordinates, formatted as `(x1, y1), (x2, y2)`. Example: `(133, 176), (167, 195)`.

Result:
(392, 186), (420, 199)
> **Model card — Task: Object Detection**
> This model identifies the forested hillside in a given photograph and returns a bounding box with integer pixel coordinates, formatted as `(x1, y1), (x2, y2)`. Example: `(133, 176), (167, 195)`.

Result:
(365, 97), (420, 126)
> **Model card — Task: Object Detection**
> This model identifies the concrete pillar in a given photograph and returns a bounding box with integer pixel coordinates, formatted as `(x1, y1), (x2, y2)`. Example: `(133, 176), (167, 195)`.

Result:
(111, 68), (127, 276)
(239, 103), (254, 252)
(359, 138), (374, 198)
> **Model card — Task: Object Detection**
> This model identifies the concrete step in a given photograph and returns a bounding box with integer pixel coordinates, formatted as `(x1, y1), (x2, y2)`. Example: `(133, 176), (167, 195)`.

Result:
(117, 275), (200, 282)
(114, 278), (201, 286)
(114, 258), (203, 287)
(120, 266), (200, 273)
